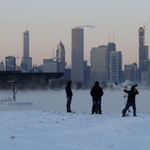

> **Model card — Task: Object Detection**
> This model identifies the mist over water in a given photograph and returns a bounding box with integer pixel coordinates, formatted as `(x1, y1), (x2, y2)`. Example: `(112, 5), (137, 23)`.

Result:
(0, 89), (149, 113)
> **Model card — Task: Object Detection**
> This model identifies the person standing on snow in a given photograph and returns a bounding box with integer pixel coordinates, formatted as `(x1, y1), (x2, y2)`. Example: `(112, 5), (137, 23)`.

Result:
(65, 81), (73, 113)
(122, 84), (139, 117)
(90, 81), (104, 114)
(115, 83), (131, 113)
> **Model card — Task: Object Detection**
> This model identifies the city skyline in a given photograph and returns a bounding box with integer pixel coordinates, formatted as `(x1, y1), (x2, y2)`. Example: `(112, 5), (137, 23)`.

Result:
(1, 0), (150, 67)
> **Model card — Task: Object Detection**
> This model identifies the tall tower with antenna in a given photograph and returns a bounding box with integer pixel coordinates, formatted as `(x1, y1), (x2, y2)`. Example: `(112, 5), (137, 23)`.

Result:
(22, 30), (29, 58)
(138, 26), (149, 81)
(107, 31), (116, 81)
(139, 27), (145, 80)
(21, 24), (32, 72)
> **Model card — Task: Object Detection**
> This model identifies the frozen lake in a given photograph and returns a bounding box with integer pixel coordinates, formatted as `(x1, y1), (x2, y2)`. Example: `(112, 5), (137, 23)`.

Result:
(0, 89), (149, 113)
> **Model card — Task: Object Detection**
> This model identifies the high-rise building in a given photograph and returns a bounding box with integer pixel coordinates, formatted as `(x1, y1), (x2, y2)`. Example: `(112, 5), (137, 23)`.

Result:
(83, 61), (90, 84)
(21, 30), (32, 71)
(124, 63), (138, 82)
(139, 27), (144, 79)
(71, 27), (84, 82)
(5, 56), (16, 71)
(142, 59), (150, 72)
(56, 41), (65, 72)
(143, 45), (149, 60)
(110, 51), (122, 83)
(64, 68), (71, 80)
(0, 62), (4, 71)
(107, 42), (116, 64)
(107, 42), (116, 81)
(139, 27), (149, 80)
(43, 59), (58, 72)
(22, 31), (29, 58)
(90, 45), (108, 84)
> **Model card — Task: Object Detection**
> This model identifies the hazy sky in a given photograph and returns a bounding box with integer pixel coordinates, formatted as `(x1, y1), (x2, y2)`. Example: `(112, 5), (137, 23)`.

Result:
(1, 0), (150, 68)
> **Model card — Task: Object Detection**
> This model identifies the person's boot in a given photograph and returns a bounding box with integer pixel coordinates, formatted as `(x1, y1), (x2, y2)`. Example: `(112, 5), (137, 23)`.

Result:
(98, 105), (102, 114)
(122, 109), (125, 113)
(133, 109), (136, 116)
(92, 105), (95, 114)
(122, 110), (125, 117)
(99, 111), (102, 114)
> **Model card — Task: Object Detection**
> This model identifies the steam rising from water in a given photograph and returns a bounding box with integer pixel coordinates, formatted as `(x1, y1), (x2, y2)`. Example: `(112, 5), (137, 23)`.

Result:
(0, 89), (149, 113)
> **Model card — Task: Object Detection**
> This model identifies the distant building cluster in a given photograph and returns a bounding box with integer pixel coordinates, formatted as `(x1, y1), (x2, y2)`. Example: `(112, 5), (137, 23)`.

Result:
(1, 26), (150, 86)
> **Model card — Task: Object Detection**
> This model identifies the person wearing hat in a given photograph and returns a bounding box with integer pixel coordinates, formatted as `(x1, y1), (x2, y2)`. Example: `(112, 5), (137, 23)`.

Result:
(122, 84), (139, 117)
(115, 83), (131, 113)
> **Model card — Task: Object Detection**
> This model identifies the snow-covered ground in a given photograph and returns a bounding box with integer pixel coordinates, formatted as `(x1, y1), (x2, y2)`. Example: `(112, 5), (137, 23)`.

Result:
(0, 89), (150, 150)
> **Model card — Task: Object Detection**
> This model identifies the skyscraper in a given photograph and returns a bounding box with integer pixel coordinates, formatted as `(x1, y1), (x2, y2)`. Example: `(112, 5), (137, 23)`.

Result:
(56, 41), (65, 72)
(22, 31), (29, 58)
(107, 42), (116, 81)
(5, 56), (16, 71)
(110, 51), (122, 83)
(0, 61), (4, 71)
(139, 27), (145, 79)
(21, 30), (32, 71)
(143, 45), (149, 61)
(71, 27), (84, 82)
(107, 42), (116, 64)
(139, 27), (149, 80)
(124, 63), (138, 82)
(90, 45), (108, 84)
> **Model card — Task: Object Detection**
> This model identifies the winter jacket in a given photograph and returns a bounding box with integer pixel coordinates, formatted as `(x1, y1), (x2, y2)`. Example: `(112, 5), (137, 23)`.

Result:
(66, 82), (73, 97)
(123, 87), (139, 103)
(90, 83), (104, 101)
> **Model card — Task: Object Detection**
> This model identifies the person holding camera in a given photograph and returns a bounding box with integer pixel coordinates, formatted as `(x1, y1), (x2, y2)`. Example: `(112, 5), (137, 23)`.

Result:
(122, 84), (139, 117)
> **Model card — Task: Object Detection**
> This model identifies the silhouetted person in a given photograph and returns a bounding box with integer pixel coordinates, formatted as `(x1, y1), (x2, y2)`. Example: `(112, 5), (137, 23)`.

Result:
(90, 81), (104, 114)
(65, 81), (73, 113)
(122, 84), (139, 117)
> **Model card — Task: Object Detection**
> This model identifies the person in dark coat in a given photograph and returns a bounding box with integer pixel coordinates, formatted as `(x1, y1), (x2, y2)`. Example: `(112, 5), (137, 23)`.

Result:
(65, 81), (73, 113)
(122, 84), (139, 117)
(90, 81), (104, 114)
